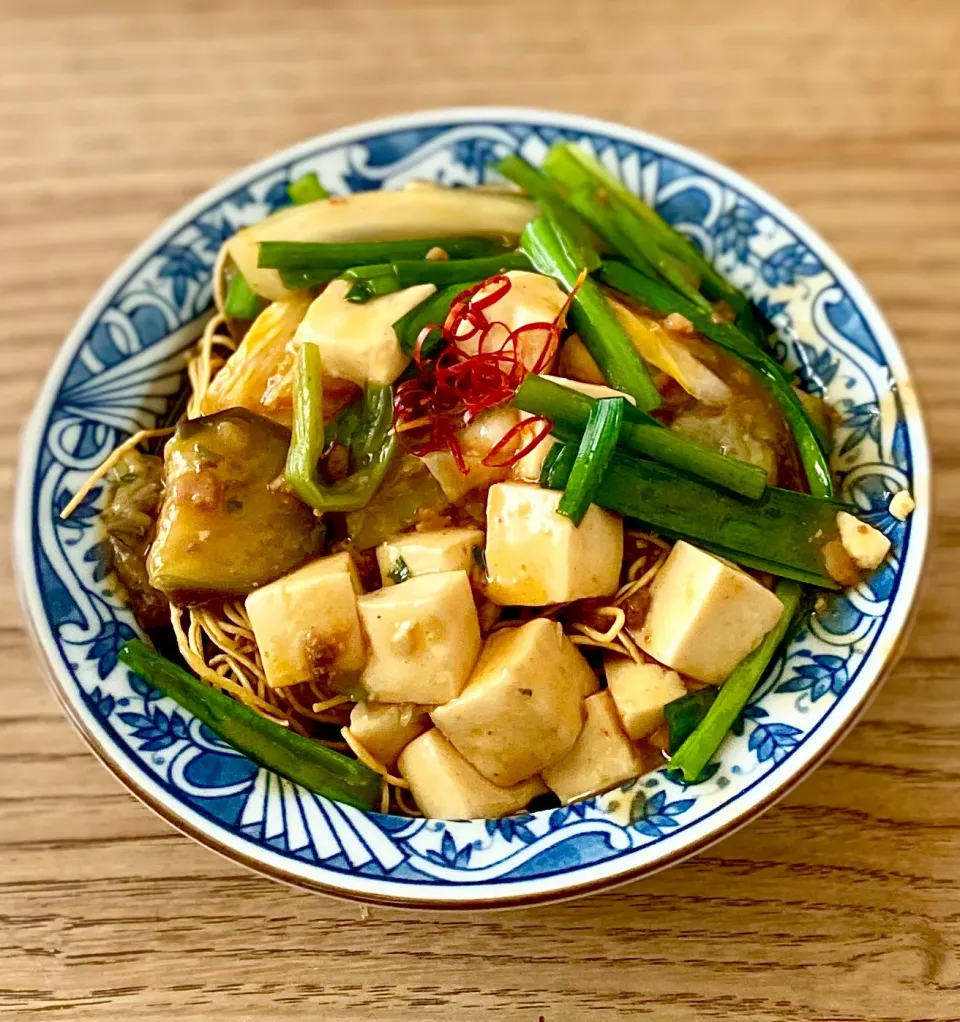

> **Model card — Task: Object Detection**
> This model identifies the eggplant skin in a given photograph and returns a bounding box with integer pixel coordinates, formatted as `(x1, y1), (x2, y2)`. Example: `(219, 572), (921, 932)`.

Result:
(147, 408), (324, 602)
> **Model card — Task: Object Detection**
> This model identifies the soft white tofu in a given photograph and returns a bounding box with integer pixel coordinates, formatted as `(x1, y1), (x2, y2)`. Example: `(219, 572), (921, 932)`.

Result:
(484, 482), (623, 606)
(357, 570), (481, 704)
(294, 278), (435, 386)
(422, 405), (521, 502)
(376, 528), (485, 586)
(430, 618), (598, 787)
(398, 730), (547, 820)
(245, 552), (365, 690)
(541, 690), (644, 804)
(634, 541), (785, 685)
(604, 656), (687, 740)
(348, 702), (431, 768)
(837, 511), (891, 571)
(459, 271), (566, 371)
(888, 490), (916, 521)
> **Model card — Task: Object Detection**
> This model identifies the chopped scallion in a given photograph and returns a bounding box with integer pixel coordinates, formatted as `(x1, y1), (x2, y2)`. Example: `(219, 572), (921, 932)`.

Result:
(557, 398), (625, 525)
(287, 171), (329, 205)
(119, 640), (381, 810)
(223, 271), (267, 319)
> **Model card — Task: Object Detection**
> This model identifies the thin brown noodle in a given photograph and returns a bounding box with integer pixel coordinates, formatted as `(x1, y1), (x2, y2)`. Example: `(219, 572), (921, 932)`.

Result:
(568, 532), (669, 663)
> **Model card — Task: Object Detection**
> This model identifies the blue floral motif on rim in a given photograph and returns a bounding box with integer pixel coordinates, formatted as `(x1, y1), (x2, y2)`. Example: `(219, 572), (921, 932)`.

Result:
(19, 114), (922, 901)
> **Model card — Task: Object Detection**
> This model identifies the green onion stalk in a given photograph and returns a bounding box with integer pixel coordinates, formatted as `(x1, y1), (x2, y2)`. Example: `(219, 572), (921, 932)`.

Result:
(513, 375), (767, 500)
(223, 271), (267, 320)
(343, 251), (531, 303)
(557, 397), (625, 526)
(540, 143), (712, 313)
(285, 343), (396, 512)
(543, 443), (848, 589)
(287, 171), (330, 205)
(391, 280), (484, 358)
(521, 215), (661, 412)
(259, 237), (509, 290)
(541, 142), (767, 345)
(120, 640), (381, 810)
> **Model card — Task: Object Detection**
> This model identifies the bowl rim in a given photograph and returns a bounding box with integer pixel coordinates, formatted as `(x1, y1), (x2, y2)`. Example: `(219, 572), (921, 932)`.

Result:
(14, 106), (931, 909)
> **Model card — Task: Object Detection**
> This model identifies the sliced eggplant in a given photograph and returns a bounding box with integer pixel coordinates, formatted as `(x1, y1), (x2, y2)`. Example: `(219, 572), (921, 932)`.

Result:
(147, 408), (323, 601)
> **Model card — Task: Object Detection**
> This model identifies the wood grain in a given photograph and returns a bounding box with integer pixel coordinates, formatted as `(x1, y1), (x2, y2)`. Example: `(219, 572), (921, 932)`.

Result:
(1, 0), (958, 1018)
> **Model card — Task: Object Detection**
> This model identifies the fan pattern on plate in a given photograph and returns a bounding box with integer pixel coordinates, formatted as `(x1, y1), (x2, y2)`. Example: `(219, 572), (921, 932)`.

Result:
(30, 120), (914, 887)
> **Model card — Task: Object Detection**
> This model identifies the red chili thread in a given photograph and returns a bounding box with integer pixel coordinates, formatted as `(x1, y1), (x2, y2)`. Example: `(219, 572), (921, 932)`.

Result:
(481, 415), (553, 469)
(392, 273), (579, 473)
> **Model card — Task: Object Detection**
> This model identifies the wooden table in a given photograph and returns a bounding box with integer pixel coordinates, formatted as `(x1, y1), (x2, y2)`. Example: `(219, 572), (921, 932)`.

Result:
(2, 1), (958, 1018)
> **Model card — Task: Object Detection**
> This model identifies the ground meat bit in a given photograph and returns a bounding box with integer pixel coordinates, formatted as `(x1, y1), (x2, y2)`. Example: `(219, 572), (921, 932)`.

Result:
(710, 301), (736, 325)
(324, 442), (350, 482)
(415, 505), (456, 532)
(663, 312), (695, 334)
(622, 589), (652, 634)
(303, 628), (351, 681)
(172, 468), (222, 511)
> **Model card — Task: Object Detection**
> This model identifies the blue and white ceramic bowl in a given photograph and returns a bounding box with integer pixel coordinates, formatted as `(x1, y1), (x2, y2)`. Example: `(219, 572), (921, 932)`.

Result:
(16, 109), (929, 908)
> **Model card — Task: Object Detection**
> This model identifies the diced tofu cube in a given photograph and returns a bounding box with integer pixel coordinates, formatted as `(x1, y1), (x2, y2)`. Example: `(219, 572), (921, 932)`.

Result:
(348, 702), (430, 768)
(484, 482), (623, 606)
(888, 490), (915, 521)
(245, 552), (365, 689)
(542, 690), (644, 804)
(357, 570), (481, 704)
(422, 405), (521, 501)
(430, 618), (598, 786)
(377, 528), (484, 586)
(604, 656), (686, 740)
(634, 541), (784, 684)
(837, 511), (891, 571)
(539, 374), (637, 405)
(398, 730), (547, 820)
(294, 278), (436, 386)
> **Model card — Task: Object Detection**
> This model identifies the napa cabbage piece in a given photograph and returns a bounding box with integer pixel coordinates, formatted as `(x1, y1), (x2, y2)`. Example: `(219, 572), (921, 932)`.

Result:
(670, 407), (778, 484)
(227, 184), (538, 301)
(202, 294), (358, 429)
(147, 408), (324, 601)
(609, 297), (731, 405)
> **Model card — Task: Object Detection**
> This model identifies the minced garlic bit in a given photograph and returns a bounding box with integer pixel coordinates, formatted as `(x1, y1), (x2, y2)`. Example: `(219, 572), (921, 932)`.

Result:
(662, 312), (694, 334)
(889, 490), (916, 521)
(424, 246), (449, 261)
(836, 511), (891, 572)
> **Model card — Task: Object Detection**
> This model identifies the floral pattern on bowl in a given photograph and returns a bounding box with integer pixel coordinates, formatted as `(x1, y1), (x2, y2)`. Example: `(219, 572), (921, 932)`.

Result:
(16, 108), (929, 907)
